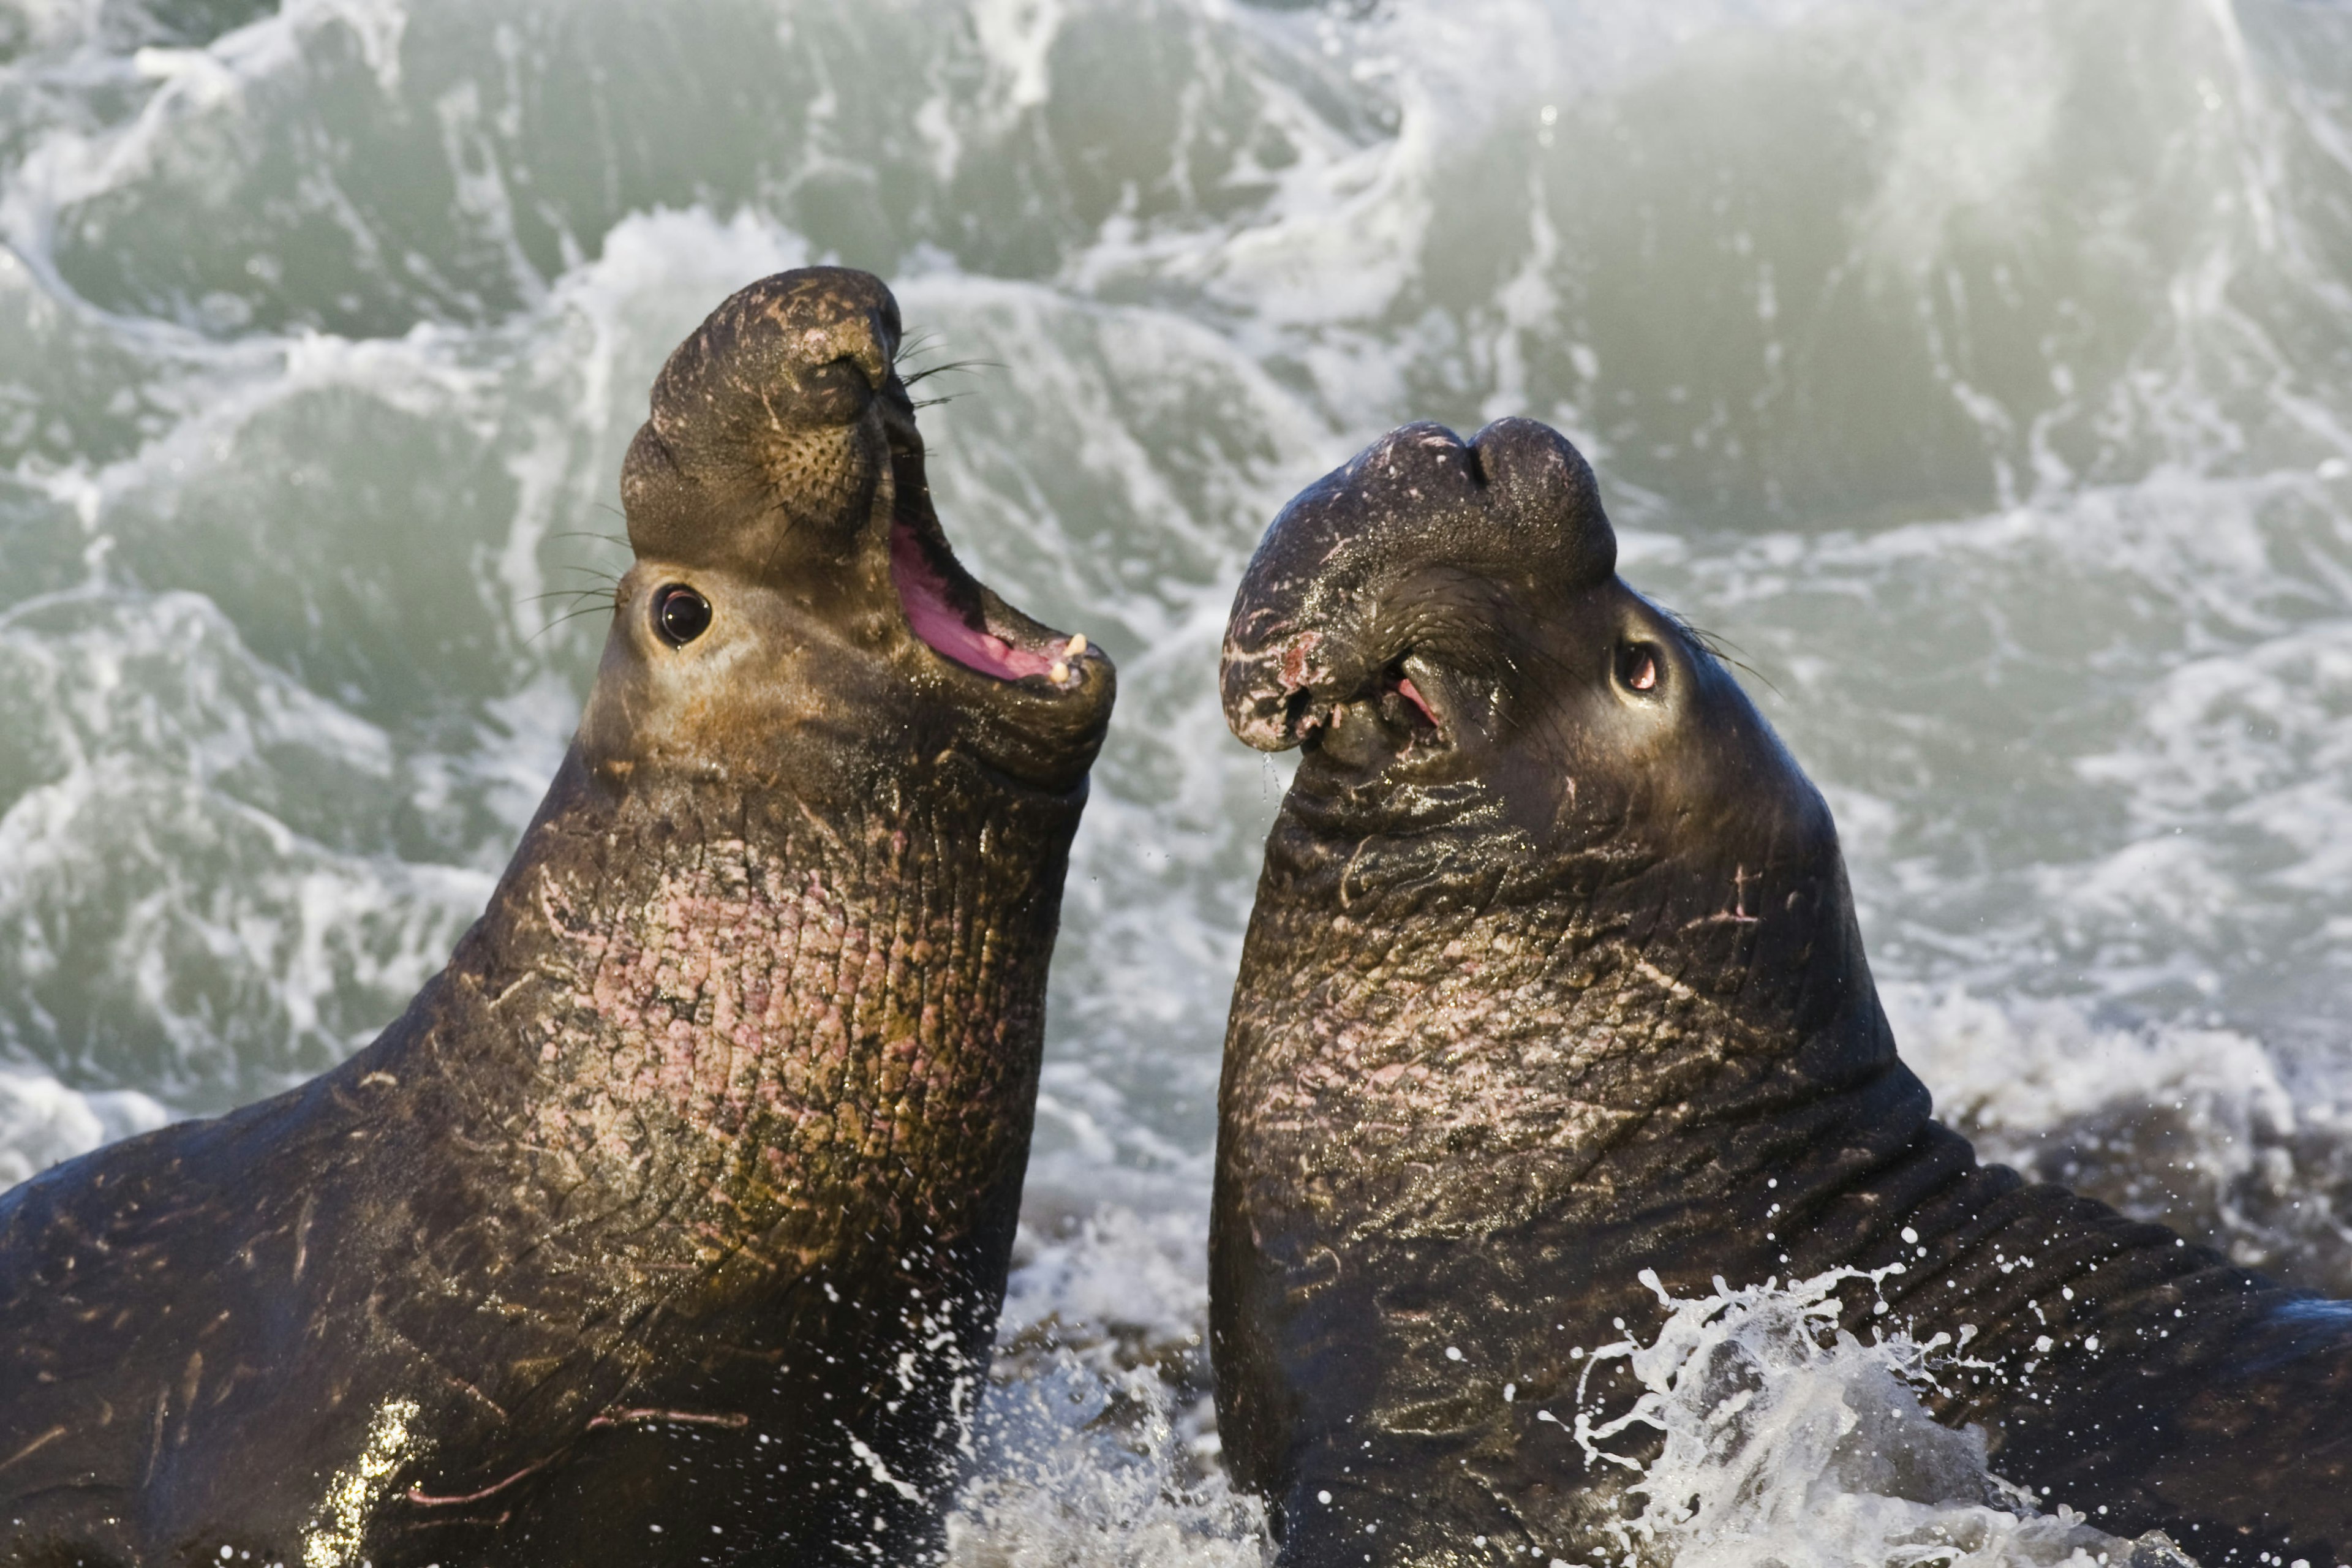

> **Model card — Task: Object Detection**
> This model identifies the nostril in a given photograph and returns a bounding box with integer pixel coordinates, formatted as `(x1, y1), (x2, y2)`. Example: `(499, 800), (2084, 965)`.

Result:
(800, 356), (878, 409)
(1283, 687), (1319, 739)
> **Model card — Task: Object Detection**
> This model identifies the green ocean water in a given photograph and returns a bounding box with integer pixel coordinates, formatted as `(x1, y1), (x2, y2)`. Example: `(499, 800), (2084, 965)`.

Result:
(6, 0), (2352, 1556)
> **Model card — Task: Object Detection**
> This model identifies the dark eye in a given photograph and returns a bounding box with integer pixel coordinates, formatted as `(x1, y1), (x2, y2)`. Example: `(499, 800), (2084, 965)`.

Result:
(654, 584), (712, 647)
(1617, 643), (1660, 693)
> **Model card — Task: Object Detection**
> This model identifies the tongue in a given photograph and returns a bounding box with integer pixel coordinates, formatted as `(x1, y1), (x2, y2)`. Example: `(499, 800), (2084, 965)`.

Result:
(889, 523), (1058, 680)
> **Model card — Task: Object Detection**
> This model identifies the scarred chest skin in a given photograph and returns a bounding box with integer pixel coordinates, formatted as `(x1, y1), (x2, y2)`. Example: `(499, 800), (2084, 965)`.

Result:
(1211, 417), (2352, 1568)
(0, 267), (1114, 1567)
(511, 786), (1052, 1281)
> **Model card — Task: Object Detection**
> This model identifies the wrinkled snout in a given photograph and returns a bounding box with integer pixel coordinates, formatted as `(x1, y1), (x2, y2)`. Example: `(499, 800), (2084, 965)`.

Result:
(621, 266), (912, 581)
(1221, 417), (1617, 751)
(594, 265), (1116, 796)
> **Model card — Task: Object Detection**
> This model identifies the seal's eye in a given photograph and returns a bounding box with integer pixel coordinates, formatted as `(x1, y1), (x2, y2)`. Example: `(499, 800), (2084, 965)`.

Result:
(1618, 643), (1660, 694)
(654, 584), (712, 647)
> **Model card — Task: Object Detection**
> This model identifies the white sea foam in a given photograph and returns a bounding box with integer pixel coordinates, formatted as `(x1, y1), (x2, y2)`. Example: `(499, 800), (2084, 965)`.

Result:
(1890, 984), (2295, 1152)
(954, 1239), (2211, 1568)
(1575, 1268), (2186, 1568)
(1887, 981), (2352, 1296)
(0, 1060), (166, 1187)
(949, 1206), (1265, 1568)
(948, 1349), (1267, 1568)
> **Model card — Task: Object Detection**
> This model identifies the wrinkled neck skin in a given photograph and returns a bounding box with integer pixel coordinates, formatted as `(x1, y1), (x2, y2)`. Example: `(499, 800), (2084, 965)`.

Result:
(1214, 781), (2310, 1566)
(439, 745), (1074, 1325)
(317, 700), (1086, 1553)
(1221, 780), (1877, 1239)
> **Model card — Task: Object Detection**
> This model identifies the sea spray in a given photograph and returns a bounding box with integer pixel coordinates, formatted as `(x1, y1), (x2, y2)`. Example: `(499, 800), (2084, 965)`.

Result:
(1886, 982), (2352, 1297)
(951, 1208), (1268, 1568)
(948, 1349), (1267, 1568)
(956, 1242), (2220, 1568)
(1573, 1267), (2198, 1568)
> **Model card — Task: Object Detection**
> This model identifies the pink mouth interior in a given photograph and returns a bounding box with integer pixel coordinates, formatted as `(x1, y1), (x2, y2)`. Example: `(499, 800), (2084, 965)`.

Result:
(890, 522), (1059, 680)
(1395, 675), (1438, 728)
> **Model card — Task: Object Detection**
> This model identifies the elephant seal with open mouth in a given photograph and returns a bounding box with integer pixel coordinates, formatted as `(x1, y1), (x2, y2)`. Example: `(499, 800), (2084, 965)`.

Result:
(0, 268), (1112, 1567)
(1212, 417), (2352, 1567)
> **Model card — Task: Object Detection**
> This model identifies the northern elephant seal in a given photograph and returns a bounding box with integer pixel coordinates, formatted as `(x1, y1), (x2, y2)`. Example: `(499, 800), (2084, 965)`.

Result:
(1212, 417), (2351, 1567)
(0, 268), (1113, 1566)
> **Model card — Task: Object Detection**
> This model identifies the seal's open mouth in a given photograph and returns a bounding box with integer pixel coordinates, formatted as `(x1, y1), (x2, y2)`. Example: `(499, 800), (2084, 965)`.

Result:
(822, 348), (1109, 789)
(879, 417), (1096, 696)
(889, 520), (1083, 684)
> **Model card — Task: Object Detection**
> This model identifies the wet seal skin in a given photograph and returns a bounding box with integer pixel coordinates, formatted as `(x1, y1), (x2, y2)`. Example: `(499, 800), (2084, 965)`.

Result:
(1212, 418), (2352, 1567)
(0, 268), (1113, 1566)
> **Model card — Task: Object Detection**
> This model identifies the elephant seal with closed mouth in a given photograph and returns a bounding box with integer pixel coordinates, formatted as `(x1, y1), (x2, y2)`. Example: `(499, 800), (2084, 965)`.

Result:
(1212, 417), (2352, 1568)
(0, 267), (1112, 1567)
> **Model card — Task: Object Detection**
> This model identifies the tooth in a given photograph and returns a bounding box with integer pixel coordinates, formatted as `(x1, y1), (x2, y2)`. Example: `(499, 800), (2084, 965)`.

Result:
(1049, 661), (1070, 682)
(1065, 633), (1088, 658)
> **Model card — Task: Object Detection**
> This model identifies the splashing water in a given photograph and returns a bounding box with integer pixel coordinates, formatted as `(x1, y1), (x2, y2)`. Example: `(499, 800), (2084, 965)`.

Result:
(949, 1208), (1268, 1566)
(1576, 1269), (2195, 1568)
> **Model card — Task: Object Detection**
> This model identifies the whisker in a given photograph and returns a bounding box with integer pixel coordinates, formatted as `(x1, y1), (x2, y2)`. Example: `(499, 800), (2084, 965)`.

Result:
(1670, 612), (1783, 698)
(526, 601), (619, 644)
(902, 358), (1003, 388)
(518, 587), (617, 606)
(1722, 656), (1784, 698)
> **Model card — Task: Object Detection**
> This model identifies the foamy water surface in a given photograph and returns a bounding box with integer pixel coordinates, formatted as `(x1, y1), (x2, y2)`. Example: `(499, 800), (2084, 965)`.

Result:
(6, 0), (2352, 1559)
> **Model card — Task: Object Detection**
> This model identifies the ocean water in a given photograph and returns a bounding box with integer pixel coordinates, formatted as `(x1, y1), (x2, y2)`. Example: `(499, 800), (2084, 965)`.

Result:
(5, 0), (2352, 1560)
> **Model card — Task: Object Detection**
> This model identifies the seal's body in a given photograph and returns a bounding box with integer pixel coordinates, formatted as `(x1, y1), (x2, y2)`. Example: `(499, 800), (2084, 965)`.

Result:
(1212, 418), (2352, 1568)
(0, 268), (1114, 1567)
